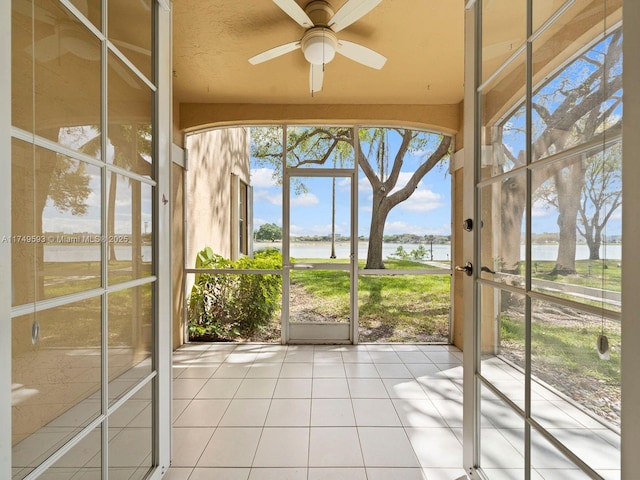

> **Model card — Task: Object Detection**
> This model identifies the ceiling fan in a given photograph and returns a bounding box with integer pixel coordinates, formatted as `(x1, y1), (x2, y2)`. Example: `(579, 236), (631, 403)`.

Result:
(249, 0), (386, 94)
(18, 0), (148, 90)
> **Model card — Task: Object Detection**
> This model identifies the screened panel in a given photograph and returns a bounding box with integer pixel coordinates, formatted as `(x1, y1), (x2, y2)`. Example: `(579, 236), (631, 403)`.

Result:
(479, 382), (525, 479)
(108, 383), (153, 479)
(107, 175), (153, 285)
(479, 173), (527, 286)
(11, 298), (102, 478)
(285, 126), (355, 169)
(108, 284), (153, 405)
(479, 286), (526, 410)
(107, 52), (153, 178)
(481, 0), (526, 84)
(480, 51), (527, 181)
(531, 27), (621, 164)
(34, 0), (102, 152)
(108, 0), (153, 80)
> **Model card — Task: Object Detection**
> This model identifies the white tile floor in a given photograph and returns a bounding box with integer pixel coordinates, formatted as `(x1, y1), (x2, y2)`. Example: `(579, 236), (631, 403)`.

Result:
(169, 343), (622, 480)
(168, 343), (469, 480)
(10, 342), (620, 479)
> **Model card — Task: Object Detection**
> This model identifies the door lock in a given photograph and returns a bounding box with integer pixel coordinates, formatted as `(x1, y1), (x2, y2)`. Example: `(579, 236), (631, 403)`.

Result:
(455, 261), (473, 276)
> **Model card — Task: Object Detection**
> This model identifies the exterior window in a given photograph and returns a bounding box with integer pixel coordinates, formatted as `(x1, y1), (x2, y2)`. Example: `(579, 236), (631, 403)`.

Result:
(239, 180), (249, 256)
(230, 173), (252, 259)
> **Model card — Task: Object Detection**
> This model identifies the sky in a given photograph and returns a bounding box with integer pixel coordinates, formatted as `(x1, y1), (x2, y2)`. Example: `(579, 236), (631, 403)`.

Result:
(250, 128), (453, 239)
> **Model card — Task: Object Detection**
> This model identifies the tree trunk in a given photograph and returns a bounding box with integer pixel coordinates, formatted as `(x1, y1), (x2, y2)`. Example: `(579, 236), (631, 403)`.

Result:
(108, 170), (118, 262)
(589, 228), (601, 260)
(365, 193), (389, 269)
(551, 161), (584, 275)
(500, 175), (526, 274)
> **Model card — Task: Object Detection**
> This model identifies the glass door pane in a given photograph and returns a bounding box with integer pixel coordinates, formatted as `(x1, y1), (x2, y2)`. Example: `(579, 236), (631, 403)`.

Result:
(473, 1), (623, 478)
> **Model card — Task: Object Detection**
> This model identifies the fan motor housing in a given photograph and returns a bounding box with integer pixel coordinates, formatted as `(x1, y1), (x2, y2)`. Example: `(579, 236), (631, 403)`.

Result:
(301, 27), (338, 65)
(304, 0), (334, 26)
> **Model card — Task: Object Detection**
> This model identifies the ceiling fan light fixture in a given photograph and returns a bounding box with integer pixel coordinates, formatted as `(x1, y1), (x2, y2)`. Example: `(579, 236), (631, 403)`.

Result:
(302, 28), (337, 65)
(250, 0), (387, 93)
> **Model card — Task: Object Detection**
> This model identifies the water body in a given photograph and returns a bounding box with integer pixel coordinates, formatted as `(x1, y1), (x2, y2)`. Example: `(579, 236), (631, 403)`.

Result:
(44, 245), (153, 262)
(42, 243), (622, 263)
(258, 242), (622, 262)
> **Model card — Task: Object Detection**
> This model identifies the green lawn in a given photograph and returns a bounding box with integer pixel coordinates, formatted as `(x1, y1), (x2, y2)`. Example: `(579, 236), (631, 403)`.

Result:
(290, 259), (451, 342)
(532, 258), (621, 292)
(499, 311), (621, 424)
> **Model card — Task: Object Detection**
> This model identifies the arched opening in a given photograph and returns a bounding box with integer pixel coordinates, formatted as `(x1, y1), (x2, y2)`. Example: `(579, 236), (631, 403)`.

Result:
(179, 124), (457, 346)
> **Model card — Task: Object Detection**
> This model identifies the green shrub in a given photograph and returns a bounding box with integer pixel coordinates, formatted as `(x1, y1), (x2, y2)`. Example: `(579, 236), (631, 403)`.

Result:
(188, 247), (282, 340)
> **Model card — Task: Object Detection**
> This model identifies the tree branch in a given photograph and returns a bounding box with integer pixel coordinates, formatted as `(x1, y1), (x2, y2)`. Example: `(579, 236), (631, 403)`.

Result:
(386, 136), (451, 206)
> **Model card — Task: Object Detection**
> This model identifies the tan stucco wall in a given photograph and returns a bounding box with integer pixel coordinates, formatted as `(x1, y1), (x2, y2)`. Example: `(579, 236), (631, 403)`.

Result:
(179, 126), (252, 343)
(172, 161), (185, 349)
(173, 98), (184, 149)
(180, 103), (460, 135)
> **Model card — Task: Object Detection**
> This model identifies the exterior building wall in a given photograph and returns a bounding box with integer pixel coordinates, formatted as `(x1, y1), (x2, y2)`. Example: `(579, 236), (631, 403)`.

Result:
(179, 127), (252, 346)
(185, 127), (251, 266)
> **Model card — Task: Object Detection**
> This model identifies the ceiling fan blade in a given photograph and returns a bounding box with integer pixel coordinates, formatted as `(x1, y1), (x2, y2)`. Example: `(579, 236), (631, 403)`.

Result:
(272, 0), (314, 28)
(310, 63), (324, 93)
(31, 34), (63, 62)
(13, 0), (56, 25)
(249, 41), (300, 65)
(337, 40), (386, 69)
(328, 0), (382, 33)
(62, 32), (100, 61)
(112, 39), (152, 57)
(110, 58), (143, 90)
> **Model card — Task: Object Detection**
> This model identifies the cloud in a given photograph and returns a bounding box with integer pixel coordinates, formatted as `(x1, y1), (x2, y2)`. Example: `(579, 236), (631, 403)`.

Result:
(291, 192), (319, 207)
(290, 222), (347, 236)
(532, 199), (554, 217)
(253, 218), (282, 229)
(383, 221), (451, 236)
(609, 205), (622, 220)
(254, 189), (282, 206)
(337, 178), (352, 192)
(388, 172), (416, 194)
(359, 176), (372, 193)
(43, 216), (101, 234)
(253, 217), (267, 228)
(398, 189), (444, 212)
(250, 167), (278, 188)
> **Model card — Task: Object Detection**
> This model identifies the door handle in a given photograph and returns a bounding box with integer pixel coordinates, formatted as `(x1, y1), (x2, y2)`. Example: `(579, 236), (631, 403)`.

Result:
(455, 262), (473, 276)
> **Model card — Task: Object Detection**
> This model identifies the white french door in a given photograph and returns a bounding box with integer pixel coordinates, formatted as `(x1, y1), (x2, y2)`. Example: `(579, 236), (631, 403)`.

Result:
(464, 1), (625, 479)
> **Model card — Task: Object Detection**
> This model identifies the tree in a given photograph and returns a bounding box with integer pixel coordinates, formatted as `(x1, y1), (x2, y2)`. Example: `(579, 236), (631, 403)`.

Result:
(255, 222), (282, 242)
(79, 124), (152, 262)
(251, 126), (451, 269)
(578, 143), (622, 260)
(359, 128), (451, 269)
(496, 30), (622, 275)
(12, 127), (95, 304)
